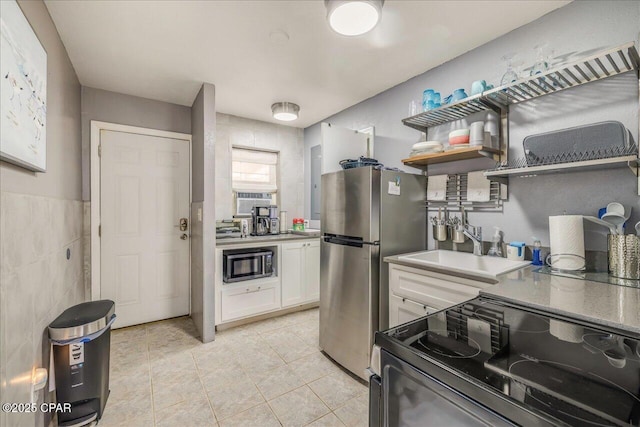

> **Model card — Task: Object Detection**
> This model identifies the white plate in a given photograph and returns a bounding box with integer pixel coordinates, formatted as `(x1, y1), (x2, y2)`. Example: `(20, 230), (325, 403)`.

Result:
(447, 144), (471, 150)
(412, 140), (443, 150)
(410, 148), (444, 156)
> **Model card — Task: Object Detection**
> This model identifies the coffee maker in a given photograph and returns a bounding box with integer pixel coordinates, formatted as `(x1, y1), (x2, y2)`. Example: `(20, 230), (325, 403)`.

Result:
(252, 205), (279, 236)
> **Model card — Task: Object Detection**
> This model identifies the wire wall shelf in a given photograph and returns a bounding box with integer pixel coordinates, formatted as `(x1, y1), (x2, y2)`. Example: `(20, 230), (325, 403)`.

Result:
(402, 42), (640, 133)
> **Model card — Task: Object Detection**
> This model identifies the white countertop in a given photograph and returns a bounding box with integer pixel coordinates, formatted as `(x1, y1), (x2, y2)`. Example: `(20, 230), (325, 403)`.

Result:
(216, 233), (318, 246)
(482, 266), (640, 336)
(385, 254), (640, 336)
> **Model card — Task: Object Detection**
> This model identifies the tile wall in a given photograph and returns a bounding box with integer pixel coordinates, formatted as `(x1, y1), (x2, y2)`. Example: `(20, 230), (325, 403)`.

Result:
(215, 113), (305, 223)
(0, 192), (85, 426)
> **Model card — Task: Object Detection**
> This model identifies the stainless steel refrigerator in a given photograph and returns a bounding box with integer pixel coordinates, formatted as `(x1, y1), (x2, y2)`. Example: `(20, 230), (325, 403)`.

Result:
(319, 167), (426, 380)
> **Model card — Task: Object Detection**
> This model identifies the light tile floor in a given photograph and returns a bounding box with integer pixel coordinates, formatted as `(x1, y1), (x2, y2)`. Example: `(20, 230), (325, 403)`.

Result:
(100, 308), (369, 427)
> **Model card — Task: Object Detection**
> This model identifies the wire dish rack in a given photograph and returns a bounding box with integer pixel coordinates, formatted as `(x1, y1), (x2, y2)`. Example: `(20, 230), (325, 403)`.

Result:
(484, 144), (638, 180)
(445, 301), (507, 356)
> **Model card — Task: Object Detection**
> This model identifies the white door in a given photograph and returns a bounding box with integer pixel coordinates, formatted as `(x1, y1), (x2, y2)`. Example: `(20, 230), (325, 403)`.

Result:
(281, 241), (305, 308)
(304, 240), (320, 302)
(100, 130), (190, 328)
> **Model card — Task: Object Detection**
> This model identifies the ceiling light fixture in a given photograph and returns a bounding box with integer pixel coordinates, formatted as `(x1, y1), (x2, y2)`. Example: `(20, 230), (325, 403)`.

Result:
(325, 0), (383, 36)
(271, 102), (300, 121)
(269, 29), (290, 45)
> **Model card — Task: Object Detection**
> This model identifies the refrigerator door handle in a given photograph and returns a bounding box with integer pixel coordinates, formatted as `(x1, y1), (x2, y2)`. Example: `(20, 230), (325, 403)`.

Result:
(322, 235), (379, 246)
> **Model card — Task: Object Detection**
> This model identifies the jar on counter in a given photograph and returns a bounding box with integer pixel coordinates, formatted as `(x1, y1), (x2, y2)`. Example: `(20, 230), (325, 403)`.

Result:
(293, 218), (305, 231)
(280, 211), (287, 233)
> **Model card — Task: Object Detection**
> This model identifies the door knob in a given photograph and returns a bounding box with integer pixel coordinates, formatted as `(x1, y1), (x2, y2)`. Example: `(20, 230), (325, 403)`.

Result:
(179, 218), (188, 231)
(180, 234), (188, 240)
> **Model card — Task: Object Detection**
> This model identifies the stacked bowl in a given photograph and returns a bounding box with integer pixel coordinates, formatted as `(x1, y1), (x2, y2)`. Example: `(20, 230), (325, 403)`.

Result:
(448, 129), (470, 149)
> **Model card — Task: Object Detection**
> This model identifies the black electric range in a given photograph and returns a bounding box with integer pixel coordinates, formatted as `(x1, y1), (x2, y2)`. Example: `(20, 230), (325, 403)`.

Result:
(371, 296), (640, 426)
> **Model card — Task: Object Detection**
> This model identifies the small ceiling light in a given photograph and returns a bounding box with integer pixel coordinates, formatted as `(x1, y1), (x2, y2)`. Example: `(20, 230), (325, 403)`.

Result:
(269, 29), (290, 45)
(325, 0), (383, 36)
(271, 102), (300, 121)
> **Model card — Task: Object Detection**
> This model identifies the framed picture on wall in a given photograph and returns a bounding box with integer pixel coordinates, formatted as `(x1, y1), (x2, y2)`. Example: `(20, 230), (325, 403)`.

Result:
(0, 0), (47, 172)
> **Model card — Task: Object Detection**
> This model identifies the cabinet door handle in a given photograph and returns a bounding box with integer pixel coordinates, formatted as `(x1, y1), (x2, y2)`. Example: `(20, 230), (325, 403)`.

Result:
(245, 286), (262, 293)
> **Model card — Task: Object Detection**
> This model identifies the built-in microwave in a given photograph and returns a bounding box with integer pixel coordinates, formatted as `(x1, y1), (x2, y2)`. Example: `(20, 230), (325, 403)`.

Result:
(223, 248), (274, 283)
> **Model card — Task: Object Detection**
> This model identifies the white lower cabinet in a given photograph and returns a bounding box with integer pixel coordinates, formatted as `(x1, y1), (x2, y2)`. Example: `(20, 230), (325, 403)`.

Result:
(389, 295), (438, 328)
(215, 239), (320, 326)
(220, 281), (280, 322)
(303, 240), (320, 301)
(281, 240), (320, 308)
(388, 263), (491, 328)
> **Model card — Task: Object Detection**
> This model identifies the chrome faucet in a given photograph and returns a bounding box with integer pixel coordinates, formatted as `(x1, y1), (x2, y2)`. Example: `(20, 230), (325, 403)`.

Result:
(458, 224), (483, 256)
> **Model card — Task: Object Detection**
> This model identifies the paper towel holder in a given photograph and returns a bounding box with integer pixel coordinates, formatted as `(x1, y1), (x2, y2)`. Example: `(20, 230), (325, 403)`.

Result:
(545, 253), (586, 271)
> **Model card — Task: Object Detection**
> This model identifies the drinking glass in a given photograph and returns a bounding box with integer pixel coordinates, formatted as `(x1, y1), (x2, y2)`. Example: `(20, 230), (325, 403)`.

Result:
(408, 100), (420, 116)
(500, 53), (519, 86)
(530, 45), (550, 77)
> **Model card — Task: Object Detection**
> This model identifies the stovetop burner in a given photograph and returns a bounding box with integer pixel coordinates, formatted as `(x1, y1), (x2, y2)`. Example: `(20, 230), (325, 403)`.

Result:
(385, 297), (640, 426)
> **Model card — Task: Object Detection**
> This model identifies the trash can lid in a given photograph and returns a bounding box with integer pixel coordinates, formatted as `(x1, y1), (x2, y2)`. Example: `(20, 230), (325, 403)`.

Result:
(49, 300), (115, 341)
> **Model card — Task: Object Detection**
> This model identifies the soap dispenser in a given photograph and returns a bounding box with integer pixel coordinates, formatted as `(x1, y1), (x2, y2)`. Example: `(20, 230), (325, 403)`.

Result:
(531, 237), (543, 266)
(487, 227), (503, 257)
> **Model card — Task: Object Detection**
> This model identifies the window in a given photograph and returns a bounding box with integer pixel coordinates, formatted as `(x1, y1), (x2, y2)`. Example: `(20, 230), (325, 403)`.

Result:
(232, 147), (278, 193)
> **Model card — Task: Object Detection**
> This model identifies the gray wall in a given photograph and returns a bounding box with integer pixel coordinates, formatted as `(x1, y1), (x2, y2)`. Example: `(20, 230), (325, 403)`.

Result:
(79, 88), (193, 299)
(80, 86), (191, 200)
(304, 0), (640, 251)
(191, 83), (216, 343)
(0, 1), (84, 426)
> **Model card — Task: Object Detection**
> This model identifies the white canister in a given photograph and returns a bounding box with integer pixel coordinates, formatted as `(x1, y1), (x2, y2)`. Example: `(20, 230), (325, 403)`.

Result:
(469, 121), (485, 146)
(506, 242), (526, 261)
(279, 211), (287, 233)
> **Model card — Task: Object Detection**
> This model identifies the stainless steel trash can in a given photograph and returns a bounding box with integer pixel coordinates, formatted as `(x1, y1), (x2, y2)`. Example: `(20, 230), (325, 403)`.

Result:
(48, 300), (116, 426)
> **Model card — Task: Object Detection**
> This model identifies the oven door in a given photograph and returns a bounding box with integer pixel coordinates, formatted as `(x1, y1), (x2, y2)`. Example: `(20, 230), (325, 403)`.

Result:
(224, 252), (270, 283)
(380, 349), (514, 427)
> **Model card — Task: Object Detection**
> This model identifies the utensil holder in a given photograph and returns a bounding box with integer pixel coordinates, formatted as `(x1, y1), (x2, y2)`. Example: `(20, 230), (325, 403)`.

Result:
(433, 224), (448, 242)
(608, 235), (640, 280)
(452, 228), (466, 244)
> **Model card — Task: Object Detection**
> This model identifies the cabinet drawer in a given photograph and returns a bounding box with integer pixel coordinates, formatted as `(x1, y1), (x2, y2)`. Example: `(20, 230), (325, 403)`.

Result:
(221, 282), (280, 322)
(390, 265), (482, 310)
(389, 295), (438, 328)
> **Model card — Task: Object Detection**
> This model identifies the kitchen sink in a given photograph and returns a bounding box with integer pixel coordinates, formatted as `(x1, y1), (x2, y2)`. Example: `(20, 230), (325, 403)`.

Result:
(398, 250), (530, 279)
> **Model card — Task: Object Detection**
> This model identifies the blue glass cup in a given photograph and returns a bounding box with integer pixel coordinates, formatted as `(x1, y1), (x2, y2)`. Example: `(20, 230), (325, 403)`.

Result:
(452, 88), (468, 101)
(422, 89), (435, 111)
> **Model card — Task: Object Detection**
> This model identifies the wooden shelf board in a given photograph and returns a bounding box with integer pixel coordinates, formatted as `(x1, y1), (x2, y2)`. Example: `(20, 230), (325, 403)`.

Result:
(402, 146), (501, 167)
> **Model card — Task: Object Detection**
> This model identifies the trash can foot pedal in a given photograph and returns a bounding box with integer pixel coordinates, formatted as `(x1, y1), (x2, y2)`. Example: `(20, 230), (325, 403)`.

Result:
(58, 411), (97, 427)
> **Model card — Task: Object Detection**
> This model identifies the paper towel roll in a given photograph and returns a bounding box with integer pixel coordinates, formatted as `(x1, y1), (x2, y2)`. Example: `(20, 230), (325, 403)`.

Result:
(548, 215), (585, 271)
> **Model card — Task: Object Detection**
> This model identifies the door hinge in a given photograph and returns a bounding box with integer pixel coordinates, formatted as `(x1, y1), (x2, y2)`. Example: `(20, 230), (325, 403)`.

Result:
(98, 225), (101, 237)
(98, 144), (102, 157)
